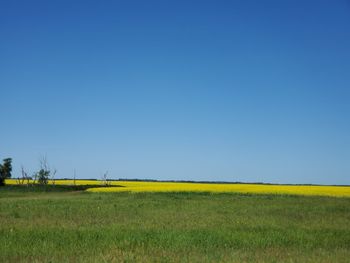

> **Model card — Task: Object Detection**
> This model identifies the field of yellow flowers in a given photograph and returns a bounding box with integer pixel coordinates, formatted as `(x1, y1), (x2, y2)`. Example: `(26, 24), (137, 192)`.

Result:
(5, 179), (350, 197)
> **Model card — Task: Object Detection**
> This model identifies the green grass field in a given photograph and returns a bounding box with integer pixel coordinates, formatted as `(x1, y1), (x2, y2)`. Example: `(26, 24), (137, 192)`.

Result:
(1, 185), (350, 262)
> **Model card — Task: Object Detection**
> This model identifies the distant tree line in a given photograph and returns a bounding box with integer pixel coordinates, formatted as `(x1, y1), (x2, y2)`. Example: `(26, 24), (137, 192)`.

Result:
(0, 157), (57, 186)
(0, 156), (111, 187)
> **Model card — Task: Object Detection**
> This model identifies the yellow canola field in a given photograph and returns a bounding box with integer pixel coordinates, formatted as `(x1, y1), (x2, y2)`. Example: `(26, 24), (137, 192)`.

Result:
(5, 179), (350, 197)
(86, 181), (350, 197)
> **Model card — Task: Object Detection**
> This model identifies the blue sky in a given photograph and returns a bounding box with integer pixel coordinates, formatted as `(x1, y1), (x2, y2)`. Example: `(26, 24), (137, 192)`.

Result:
(1, 0), (349, 184)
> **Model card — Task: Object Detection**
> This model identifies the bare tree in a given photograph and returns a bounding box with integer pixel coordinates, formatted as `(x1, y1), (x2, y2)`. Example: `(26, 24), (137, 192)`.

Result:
(32, 170), (37, 185)
(102, 171), (109, 186)
(51, 168), (57, 185)
(19, 166), (31, 186)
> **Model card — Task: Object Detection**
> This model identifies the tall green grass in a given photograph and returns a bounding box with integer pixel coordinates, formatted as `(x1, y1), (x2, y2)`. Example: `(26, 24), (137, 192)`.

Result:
(0, 186), (349, 262)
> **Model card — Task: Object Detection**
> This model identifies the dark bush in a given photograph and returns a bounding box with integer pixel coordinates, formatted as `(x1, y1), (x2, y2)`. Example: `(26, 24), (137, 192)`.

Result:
(0, 158), (12, 186)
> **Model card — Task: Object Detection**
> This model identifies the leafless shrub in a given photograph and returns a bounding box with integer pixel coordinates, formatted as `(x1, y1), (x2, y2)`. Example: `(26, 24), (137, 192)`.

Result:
(102, 171), (110, 186)
(20, 166), (31, 186)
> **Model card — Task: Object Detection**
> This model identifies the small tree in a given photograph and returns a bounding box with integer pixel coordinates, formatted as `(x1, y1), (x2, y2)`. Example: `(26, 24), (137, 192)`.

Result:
(0, 158), (12, 186)
(35, 156), (56, 185)
(36, 169), (50, 185)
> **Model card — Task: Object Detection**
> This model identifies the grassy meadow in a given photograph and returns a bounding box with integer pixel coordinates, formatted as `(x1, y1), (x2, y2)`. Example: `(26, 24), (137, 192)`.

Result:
(1, 183), (350, 262)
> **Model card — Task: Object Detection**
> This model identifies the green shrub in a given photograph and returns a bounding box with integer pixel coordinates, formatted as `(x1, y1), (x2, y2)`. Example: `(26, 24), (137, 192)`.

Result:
(0, 158), (12, 186)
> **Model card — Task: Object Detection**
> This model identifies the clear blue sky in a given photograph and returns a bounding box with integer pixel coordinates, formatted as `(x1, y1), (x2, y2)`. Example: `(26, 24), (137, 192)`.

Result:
(1, 0), (349, 184)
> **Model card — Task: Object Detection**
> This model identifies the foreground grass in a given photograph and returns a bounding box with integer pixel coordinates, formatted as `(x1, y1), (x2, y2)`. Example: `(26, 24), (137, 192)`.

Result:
(0, 186), (350, 262)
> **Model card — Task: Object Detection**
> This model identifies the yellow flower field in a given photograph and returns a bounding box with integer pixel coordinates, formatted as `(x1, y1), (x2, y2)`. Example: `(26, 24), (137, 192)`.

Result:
(5, 179), (350, 197)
